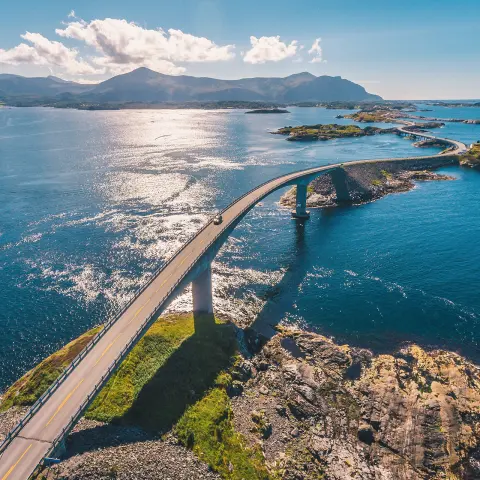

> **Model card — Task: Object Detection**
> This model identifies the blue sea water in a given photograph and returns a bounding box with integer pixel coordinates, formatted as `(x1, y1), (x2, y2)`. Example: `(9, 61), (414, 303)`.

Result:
(0, 105), (479, 390)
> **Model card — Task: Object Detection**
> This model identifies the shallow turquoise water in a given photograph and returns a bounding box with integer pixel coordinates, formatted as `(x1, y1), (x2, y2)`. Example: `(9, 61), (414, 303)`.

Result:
(0, 106), (479, 390)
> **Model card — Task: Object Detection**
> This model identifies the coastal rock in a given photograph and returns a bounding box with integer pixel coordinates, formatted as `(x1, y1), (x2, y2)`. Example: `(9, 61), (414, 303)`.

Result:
(273, 123), (395, 141)
(231, 330), (480, 479)
(460, 143), (480, 168)
(280, 161), (456, 210)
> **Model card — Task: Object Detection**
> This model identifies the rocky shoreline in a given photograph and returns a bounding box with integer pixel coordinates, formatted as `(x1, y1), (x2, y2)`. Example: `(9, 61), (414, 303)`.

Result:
(1, 310), (480, 479)
(280, 168), (455, 210)
(231, 328), (480, 479)
(2, 325), (479, 480)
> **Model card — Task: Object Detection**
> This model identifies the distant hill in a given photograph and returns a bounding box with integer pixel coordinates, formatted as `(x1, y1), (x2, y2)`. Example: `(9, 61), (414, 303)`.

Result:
(0, 74), (92, 97)
(0, 68), (382, 104)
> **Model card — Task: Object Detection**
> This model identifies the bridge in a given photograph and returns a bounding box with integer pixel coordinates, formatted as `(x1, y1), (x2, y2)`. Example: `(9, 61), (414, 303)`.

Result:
(0, 128), (467, 479)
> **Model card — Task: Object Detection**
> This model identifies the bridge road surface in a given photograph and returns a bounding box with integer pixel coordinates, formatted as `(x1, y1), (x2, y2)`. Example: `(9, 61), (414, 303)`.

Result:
(0, 131), (467, 479)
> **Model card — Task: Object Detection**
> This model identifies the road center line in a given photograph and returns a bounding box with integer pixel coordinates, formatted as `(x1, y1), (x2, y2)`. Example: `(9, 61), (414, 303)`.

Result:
(45, 379), (84, 427)
(1, 443), (32, 480)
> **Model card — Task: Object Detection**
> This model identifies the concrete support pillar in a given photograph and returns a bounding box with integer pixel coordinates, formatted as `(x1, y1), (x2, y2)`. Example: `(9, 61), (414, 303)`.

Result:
(192, 264), (213, 313)
(292, 183), (310, 219)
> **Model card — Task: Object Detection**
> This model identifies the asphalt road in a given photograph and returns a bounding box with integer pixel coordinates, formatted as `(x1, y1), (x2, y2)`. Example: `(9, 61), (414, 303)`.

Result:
(0, 130), (467, 479)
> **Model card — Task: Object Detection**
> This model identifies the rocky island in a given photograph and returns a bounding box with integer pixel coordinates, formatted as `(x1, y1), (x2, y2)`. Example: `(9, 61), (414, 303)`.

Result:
(460, 142), (480, 168)
(245, 108), (290, 114)
(273, 123), (395, 141)
(339, 108), (480, 126)
(280, 161), (455, 209)
(1, 312), (479, 480)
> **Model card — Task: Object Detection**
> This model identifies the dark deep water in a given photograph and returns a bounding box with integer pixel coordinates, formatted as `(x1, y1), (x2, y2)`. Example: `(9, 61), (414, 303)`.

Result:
(0, 105), (479, 390)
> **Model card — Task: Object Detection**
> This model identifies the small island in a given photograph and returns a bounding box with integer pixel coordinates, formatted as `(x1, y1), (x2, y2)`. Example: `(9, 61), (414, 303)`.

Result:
(273, 123), (395, 141)
(280, 163), (456, 209)
(460, 142), (480, 168)
(245, 108), (290, 114)
(339, 108), (480, 126)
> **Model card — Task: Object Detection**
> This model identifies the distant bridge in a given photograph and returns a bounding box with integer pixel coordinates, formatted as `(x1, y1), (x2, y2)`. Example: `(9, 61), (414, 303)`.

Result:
(0, 127), (467, 479)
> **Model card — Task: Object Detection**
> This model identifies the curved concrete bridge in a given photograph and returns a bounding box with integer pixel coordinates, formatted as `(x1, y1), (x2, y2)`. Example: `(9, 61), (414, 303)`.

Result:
(0, 129), (467, 479)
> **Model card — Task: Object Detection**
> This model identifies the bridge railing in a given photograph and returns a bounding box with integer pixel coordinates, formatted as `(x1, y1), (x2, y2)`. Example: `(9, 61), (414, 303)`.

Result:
(45, 224), (238, 460)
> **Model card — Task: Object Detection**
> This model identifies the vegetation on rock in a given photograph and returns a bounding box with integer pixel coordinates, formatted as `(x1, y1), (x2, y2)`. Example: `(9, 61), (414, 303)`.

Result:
(176, 388), (270, 480)
(0, 326), (101, 411)
(460, 142), (480, 168)
(1, 313), (272, 480)
(274, 123), (394, 141)
(86, 313), (236, 429)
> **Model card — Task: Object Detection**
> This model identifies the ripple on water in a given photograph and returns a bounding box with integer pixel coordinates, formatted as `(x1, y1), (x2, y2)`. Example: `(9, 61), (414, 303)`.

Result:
(0, 106), (480, 390)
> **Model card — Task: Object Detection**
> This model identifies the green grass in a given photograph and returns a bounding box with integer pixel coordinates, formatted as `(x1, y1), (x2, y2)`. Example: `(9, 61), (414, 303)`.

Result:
(0, 326), (101, 411)
(175, 388), (270, 480)
(371, 179), (383, 186)
(87, 313), (238, 432)
(380, 169), (392, 180)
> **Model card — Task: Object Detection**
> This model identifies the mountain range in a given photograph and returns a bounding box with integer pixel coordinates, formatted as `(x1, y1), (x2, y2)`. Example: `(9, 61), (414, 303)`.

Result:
(0, 67), (382, 104)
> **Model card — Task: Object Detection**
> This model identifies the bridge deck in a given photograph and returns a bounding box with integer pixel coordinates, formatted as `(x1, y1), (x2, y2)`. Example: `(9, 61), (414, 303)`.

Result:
(0, 128), (467, 479)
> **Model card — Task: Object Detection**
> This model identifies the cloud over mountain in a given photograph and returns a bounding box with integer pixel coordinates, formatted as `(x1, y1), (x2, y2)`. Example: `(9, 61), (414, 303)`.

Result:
(56, 18), (236, 75)
(0, 16), (236, 78)
(0, 14), (326, 80)
(243, 36), (299, 64)
(308, 38), (324, 63)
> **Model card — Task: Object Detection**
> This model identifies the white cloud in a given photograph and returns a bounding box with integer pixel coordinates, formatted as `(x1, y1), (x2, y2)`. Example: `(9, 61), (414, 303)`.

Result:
(0, 16), (236, 79)
(56, 18), (235, 75)
(0, 32), (100, 75)
(243, 36), (298, 64)
(308, 38), (325, 63)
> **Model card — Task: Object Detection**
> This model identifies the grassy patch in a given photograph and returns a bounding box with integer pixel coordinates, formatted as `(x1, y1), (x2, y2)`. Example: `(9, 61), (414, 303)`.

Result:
(0, 326), (101, 411)
(381, 169), (392, 180)
(87, 313), (238, 432)
(371, 179), (383, 187)
(175, 388), (270, 480)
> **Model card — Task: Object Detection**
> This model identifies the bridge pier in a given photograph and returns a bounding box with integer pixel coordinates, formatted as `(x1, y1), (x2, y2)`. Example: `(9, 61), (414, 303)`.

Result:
(192, 264), (213, 314)
(291, 183), (310, 219)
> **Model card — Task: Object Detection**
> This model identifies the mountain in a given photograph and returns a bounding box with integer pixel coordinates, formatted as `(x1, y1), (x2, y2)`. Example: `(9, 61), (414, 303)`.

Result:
(0, 68), (382, 104)
(0, 74), (92, 97)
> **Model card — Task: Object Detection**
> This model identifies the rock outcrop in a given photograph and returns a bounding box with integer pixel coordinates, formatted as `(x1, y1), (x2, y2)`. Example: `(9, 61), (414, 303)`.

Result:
(280, 160), (457, 209)
(231, 329), (480, 479)
(460, 144), (480, 168)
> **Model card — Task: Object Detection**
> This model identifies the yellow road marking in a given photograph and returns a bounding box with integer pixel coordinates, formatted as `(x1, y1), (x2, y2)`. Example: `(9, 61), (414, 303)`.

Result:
(1, 443), (32, 480)
(45, 379), (84, 427)
(94, 333), (123, 366)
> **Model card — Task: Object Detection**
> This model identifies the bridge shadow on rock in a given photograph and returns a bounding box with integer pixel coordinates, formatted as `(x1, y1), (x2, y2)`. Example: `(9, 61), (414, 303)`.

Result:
(245, 221), (310, 352)
(64, 313), (237, 456)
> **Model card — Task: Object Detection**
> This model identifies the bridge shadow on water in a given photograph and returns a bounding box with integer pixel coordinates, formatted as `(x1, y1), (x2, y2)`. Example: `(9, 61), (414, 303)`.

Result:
(244, 219), (311, 351)
(65, 313), (237, 456)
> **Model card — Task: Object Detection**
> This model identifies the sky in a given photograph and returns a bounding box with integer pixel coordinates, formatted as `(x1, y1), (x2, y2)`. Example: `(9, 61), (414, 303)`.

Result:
(0, 0), (479, 100)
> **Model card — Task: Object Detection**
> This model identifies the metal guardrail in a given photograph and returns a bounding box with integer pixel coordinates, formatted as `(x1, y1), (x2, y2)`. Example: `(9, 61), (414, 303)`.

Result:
(0, 128), (466, 462)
